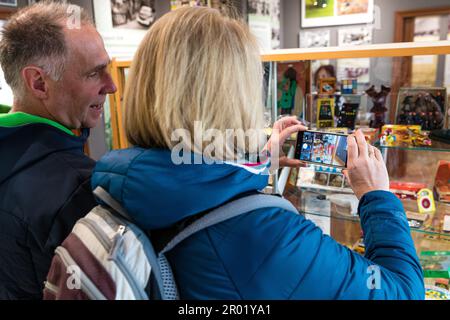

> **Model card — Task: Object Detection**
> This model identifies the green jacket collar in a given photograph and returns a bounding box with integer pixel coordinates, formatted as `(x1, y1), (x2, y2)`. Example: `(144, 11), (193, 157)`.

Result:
(0, 112), (74, 136)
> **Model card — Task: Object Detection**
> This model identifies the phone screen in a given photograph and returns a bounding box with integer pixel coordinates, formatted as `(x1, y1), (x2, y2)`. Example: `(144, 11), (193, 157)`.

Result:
(295, 131), (348, 168)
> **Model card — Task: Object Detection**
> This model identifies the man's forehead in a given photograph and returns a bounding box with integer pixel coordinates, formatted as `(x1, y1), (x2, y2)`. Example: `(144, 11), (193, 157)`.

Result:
(64, 24), (102, 46)
(64, 25), (109, 65)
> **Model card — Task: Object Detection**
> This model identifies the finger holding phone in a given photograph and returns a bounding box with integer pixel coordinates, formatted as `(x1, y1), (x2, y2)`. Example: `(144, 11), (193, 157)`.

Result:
(343, 129), (390, 199)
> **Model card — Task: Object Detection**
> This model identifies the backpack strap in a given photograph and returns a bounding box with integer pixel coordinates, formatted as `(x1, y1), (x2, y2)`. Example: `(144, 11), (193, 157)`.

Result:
(160, 194), (298, 254)
(93, 186), (134, 222)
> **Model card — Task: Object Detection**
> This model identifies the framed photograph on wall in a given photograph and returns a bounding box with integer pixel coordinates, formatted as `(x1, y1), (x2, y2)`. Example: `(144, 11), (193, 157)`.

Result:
(336, 58), (370, 84)
(170, 0), (207, 10)
(299, 29), (330, 48)
(109, 0), (156, 30)
(301, 0), (374, 28)
(93, 0), (157, 60)
(247, 0), (281, 50)
(0, 0), (17, 7)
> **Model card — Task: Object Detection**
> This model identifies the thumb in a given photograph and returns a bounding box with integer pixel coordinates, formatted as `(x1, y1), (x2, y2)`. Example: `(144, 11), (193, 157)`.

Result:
(279, 158), (302, 168)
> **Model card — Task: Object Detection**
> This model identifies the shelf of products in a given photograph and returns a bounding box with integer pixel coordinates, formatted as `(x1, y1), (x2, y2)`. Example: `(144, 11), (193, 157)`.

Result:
(284, 186), (450, 239)
(377, 140), (450, 152)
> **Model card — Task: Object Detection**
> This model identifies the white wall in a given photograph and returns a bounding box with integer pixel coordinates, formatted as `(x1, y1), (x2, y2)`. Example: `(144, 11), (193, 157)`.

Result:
(0, 67), (13, 107)
(0, 19), (12, 107)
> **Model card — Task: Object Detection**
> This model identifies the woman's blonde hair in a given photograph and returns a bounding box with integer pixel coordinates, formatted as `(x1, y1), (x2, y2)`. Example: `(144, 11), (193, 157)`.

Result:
(124, 6), (265, 159)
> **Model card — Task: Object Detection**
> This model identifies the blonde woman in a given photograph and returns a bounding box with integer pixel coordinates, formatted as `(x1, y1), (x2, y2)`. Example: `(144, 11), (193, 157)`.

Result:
(92, 7), (423, 299)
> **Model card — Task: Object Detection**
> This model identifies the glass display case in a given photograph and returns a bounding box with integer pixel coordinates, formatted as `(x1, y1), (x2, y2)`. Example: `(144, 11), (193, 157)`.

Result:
(263, 41), (450, 298)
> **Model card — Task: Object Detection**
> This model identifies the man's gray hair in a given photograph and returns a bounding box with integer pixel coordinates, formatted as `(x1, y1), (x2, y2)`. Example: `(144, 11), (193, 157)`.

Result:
(0, 1), (92, 99)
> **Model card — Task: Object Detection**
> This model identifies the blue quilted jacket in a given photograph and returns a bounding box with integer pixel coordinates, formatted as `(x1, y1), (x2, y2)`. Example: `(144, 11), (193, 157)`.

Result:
(92, 148), (424, 300)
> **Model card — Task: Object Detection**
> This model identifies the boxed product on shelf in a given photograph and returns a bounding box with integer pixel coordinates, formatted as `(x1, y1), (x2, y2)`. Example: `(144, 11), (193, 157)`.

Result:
(444, 215), (450, 233)
(340, 79), (357, 94)
(334, 94), (361, 130)
(380, 124), (431, 147)
(395, 87), (447, 131)
(420, 251), (450, 279)
(425, 284), (450, 300)
(424, 277), (450, 300)
(417, 188), (436, 214)
(405, 211), (429, 229)
(318, 77), (336, 94)
(389, 181), (427, 200)
(425, 277), (449, 291)
(316, 98), (335, 128)
(296, 165), (353, 193)
(359, 127), (379, 145)
(434, 160), (450, 203)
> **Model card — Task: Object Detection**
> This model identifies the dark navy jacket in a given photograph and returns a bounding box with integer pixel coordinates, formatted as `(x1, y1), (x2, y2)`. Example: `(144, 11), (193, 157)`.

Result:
(92, 148), (425, 300)
(0, 120), (97, 299)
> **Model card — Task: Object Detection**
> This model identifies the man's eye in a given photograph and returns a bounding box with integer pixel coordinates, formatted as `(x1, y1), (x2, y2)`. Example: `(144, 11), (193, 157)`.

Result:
(88, 72), (98, 78)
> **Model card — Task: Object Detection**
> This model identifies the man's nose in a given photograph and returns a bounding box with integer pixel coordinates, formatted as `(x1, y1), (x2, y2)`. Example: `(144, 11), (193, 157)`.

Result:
(100, 73), (117, 95)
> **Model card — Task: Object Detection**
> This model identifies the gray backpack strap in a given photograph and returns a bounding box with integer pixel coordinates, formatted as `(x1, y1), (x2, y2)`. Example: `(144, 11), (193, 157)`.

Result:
(160, 194), (298, 254)
(93, 186), (133, 222)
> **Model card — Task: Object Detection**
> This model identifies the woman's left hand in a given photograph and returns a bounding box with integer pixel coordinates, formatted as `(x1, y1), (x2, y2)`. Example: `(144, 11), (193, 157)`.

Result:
(265, 116), (307, 168)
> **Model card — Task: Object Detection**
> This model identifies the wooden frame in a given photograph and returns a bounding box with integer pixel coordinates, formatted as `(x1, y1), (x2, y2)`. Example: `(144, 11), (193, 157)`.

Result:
(261, 41), (450, 62)
(108, 59), (131, 149)
(394, 7), (450, 43)
(391, 6), (450, 122)
(0, 6), (15, 20)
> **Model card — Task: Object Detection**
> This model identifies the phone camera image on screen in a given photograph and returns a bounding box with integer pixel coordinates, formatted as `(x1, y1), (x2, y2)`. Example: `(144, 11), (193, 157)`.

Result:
(295, 131), (348, 168)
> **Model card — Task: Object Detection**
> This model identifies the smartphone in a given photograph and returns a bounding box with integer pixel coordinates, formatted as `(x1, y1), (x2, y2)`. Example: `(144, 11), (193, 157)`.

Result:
(295, 130), (348, 168)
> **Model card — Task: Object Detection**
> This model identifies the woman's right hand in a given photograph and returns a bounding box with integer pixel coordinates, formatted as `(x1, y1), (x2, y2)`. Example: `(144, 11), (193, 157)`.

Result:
(343, 129), (390, 200)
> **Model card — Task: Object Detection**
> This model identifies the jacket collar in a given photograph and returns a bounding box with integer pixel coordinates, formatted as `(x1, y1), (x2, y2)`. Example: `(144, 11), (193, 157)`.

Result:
(0, 111), (75, 136)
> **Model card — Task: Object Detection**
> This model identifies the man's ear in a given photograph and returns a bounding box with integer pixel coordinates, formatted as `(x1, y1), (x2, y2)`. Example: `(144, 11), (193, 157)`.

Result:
(21, 66), (49, 99)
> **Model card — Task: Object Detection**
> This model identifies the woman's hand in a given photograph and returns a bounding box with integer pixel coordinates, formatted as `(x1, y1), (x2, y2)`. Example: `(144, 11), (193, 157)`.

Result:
(343, 129), (390, 200)
(265, 116), (307, 168)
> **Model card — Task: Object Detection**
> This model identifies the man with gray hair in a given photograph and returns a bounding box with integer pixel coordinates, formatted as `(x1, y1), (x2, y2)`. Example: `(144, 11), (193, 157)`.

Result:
(0, 2), (116, 299)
